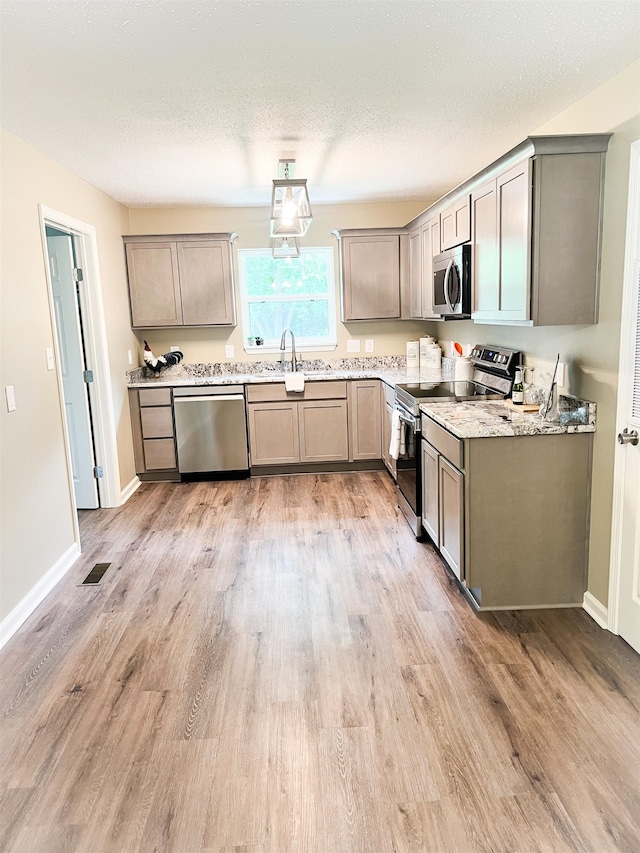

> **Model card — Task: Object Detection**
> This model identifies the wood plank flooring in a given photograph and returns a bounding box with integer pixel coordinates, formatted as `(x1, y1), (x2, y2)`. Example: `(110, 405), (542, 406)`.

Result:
(1, 472), (639, 852)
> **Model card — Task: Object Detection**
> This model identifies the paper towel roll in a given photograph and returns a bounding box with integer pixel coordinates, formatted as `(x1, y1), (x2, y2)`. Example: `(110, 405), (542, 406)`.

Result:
(406, 340), (420, 369)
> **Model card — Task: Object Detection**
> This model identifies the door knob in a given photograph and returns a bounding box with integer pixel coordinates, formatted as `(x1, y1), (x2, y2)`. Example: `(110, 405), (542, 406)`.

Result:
(617, 428), (639, 446)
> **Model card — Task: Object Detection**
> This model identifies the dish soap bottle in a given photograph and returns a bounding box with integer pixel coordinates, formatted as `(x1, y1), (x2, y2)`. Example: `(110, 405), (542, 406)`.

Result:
(512, 367), (525, 405)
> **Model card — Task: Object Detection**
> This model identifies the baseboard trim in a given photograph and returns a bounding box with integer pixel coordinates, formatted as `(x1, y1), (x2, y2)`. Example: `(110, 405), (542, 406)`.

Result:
(583, 591), (608, 629)
(120, 475), (141, 505)
(0, 542), (81, 650)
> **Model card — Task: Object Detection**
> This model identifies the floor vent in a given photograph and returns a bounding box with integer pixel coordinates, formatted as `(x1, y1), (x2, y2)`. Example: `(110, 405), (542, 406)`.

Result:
(81, 563), (111, 585)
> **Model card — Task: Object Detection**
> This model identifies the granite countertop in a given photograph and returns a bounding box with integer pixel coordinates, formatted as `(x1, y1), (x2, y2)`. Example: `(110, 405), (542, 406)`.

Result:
(420, 398), (596, 438)
(126, 357), (451, 389)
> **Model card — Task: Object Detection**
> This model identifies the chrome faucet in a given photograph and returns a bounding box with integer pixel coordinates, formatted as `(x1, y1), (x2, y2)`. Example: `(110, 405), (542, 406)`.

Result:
(279, 328), (298, 372)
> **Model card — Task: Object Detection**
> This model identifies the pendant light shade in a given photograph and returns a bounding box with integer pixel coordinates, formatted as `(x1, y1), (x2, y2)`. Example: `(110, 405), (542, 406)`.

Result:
(272, 236), (300, 258)
(269, 160), (312, 237)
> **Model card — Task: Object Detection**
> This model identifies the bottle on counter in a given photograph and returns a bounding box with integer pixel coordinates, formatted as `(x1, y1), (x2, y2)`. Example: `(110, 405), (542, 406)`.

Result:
(512, 367), (525, 405)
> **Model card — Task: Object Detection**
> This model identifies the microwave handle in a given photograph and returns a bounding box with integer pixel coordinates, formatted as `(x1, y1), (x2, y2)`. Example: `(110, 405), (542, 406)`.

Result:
(444, 259), (454, 311)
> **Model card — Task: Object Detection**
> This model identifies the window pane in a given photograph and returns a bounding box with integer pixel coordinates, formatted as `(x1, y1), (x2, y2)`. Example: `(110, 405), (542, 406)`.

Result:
(245, 253), (330, 297)
(248, 299), (329, 341)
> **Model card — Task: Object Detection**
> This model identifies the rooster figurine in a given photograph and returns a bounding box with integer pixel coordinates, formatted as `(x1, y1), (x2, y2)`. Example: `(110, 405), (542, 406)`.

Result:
(143, 341), (184, 373)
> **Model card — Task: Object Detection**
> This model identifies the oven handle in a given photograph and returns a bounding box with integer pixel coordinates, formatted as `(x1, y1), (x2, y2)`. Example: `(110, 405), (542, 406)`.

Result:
(395, 405), (419, 431)
(444, 258), (455, 311)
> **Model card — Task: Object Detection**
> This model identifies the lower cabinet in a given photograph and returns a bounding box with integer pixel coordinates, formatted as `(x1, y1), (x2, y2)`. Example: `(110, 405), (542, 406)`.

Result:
(381, 381), (396, 478)
(421, 412), (592, 609)
(349, 380), (381, 461)
(246, 381), (349, 466)
(129, 387), (179, 479)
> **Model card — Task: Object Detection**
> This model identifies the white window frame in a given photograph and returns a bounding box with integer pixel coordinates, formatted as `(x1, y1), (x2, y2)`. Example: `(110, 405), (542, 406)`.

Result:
(238, 246), (337, 353)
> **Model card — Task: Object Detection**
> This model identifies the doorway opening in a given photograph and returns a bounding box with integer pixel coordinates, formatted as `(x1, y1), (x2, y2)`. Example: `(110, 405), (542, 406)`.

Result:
(39, 206), (120, 536)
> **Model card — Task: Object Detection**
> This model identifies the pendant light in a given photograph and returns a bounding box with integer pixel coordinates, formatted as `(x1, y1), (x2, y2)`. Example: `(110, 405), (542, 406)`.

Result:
(269, 159), (312, 237)
(272, 236), (300, 259)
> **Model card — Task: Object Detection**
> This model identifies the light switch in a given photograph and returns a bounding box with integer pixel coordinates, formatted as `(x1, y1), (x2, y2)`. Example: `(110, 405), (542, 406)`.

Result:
(46, 347), (55, 370)
(127, 349), (133, 365)
(365, 339), (374, 353)
(347, 339), (361, 353)
(225, 344), (235, 358)
(5, 385), (16, 412)
(556, 362), (566, 387)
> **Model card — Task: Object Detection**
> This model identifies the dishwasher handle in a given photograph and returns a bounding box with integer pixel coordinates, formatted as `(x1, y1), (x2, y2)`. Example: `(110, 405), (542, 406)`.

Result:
(173, 394), (244, 403)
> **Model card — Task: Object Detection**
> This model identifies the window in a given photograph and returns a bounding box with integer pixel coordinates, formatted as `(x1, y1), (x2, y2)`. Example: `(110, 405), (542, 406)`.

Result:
(238, 247), (337, 351)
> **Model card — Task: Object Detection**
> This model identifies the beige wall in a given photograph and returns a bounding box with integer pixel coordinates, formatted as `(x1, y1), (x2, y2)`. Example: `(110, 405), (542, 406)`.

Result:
(127, 201), (430, 363)
(0, 129), (137, 624)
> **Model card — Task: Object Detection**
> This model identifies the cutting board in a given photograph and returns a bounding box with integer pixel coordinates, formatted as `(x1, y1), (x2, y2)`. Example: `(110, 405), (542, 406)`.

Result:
(503, 399), (541, 413)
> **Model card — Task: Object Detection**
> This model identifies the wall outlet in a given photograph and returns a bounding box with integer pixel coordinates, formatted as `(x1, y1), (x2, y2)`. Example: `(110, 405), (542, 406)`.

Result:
(170, 345), (181, 352)
(365, 339), (374, 353)
(347, 339), (361, 353)
(45, 347), (55, 370)
(556, 362), (566, 388)
(225, 344), (235, 358)
(5, 385), (16, 412)
(127, 349), (133, 366)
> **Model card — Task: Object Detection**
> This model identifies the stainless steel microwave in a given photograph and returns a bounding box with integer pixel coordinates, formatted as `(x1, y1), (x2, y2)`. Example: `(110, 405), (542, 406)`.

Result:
(433, 244), (471, 318)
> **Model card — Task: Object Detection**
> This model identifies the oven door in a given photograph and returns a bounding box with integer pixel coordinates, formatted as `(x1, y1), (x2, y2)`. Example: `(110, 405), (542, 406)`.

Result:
(394, 404), (422, 536)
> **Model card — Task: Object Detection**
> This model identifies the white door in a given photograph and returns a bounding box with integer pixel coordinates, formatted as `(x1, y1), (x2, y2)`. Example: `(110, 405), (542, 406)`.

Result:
(48, 233), (99, 509)
(610, 140), (640, 654)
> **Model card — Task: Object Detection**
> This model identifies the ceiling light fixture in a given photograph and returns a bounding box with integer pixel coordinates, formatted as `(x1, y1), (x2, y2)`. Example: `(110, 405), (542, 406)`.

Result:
(272, 236), (300, 259)
(270, 159), (312, 238)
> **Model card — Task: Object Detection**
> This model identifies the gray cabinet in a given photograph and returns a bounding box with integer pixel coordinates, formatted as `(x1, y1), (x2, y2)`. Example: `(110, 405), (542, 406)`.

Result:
(349, 379), (381, 461)
(334, 229), (406, 321)
(129, 387), (179, 480)
(124, 233), (237, 328)
(246, 381), (349, 467)
(440, 195), (471, 251)
(381, 382), (396, 478)
(421, 218), (440, 320)
(471, 160), (531, 324)
(408, 228), (422, 319)
(421, 412), (592, 609)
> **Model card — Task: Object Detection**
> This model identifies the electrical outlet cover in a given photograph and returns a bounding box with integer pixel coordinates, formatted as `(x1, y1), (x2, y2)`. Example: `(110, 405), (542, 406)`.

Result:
(365, 339), (374, 353)
(170, 345), (181, 352)
(225, 344), (235, 358)
(347, 339), (361, 353)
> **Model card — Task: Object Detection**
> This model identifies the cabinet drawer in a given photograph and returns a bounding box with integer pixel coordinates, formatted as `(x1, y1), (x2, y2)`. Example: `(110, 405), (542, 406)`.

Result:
(421, 416), (464, 470)
(139, 387), (172, 406)
(140, 406), (174, 438)
(143, 438), (177, 470)
(246, 380), (347, 403)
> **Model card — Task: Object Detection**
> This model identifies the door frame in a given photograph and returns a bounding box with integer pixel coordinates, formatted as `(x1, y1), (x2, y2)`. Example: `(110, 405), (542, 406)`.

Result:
(607, 138), (640, 634)
(39, 205), (120, 519)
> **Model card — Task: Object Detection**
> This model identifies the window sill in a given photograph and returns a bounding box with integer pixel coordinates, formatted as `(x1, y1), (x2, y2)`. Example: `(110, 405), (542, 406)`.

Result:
(243, 343), (338, 355)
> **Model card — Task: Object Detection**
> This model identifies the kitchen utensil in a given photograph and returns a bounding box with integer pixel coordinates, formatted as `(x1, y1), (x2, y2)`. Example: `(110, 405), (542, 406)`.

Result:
(454, 342), (463, 356)
(541, 354), (560, 420)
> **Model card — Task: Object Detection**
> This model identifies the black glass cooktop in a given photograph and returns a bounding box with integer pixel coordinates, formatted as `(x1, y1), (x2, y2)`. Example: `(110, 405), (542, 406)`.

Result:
(396, 380), (505, 401)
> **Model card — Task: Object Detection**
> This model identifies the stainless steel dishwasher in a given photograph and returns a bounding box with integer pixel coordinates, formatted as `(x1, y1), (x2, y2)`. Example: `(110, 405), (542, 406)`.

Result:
(173, 386), (249, 476)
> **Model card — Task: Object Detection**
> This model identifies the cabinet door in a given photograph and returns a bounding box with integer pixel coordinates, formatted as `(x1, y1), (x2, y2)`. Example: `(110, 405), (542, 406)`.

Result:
(420, 218), (440, 319)
(299, 400), (349, 463)
(408, 229), (422, 319)
(439, 456), (464, 579)
(177, 240), (236, 326)
(126, 242), (182, 327)
(421, 440), (440, 546)
(440, 195), (471, 251)
(248, 402), (299, 465)
(471, 179), (499, 319)
(342, 236), (401, 320)
(496, 160), (531, 322)
(348, 380), (381, 461)
(382, 401), (395, 476)
(143, 438), (177, 470)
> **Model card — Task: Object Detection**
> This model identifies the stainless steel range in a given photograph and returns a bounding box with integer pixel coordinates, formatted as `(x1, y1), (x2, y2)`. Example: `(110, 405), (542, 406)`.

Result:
(393, 345), (521, 536)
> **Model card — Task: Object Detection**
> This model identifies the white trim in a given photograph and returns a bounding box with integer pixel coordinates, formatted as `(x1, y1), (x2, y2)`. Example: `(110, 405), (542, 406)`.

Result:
(120, 475), (142, 504)
(608, 138), (640, 635)
(39, 206), (121, 509)
(583, 591), (609, 629)
(0, 543), (81, 650)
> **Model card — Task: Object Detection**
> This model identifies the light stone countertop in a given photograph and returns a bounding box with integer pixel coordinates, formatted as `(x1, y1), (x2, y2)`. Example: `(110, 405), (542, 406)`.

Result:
(420, 398), (596, 438)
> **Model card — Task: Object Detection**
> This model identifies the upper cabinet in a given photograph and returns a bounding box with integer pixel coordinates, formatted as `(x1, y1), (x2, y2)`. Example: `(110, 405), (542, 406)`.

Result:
(408, 219), (440, 321)
(334, 228), (407, 321)
(440, 194), (471, 251)
(123, 233), (237, 328)
(407, 133), (611, 327)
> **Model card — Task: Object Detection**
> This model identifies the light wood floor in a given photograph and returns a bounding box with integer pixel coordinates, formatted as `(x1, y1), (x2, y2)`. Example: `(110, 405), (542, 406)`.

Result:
(1, 473), (639, 852)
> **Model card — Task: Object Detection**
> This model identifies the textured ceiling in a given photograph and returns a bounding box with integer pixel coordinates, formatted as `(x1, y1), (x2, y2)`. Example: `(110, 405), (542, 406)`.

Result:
(1, 1), (638, 208)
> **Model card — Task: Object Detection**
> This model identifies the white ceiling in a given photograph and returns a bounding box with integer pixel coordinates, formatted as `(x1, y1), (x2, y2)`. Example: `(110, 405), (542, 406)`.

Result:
(1, 1), (638, 208)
